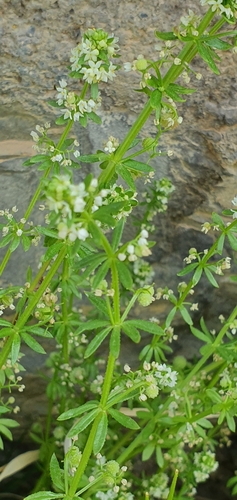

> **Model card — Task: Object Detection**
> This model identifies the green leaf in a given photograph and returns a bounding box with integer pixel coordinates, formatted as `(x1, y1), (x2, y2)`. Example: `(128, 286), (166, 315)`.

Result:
(192, 266), (203, 285)
(196, 41), (220, 74)
(24, 492), (63, 500)
(25, 326), (53, 337)
(165, 307), (176, 327)
(11, 334), (21, 364)
(92, 260), (110, 289)
(196, 417), (213, 429)
(0, 233), (13, 249)
(142, 442), (155, 461)
(48, 100), (62, 108)
(93, 412), (108, 454)
(21, 332), (46, 354)
(165, 86), (186, 103)
(226, 412), (236, 432)
(150, 89), (162, 109)
(77, 320), (110, 334)
(156, 445), (164, 468)
(55, 115), (68, 125)
(122, 159), (153, 174)
(37, 227), (59, 239)
(0, 319), (13, 327)
(108, 408), (140, 430)
(21, 234), (31, 251)
(122, 322), (141, 343)
(116, 260), (133, 290)
(10, 237), (21, 253)
(91, 83), (99, 100)
(77, 252), (106, 272)
(177, 262), (198, 276)
(206, 388), (222, 404)
(205, 37), (232, 50)
(211, 212), (225, 228)
(27, 154), (50, 164)
(58, 401), (99, 421)
(110, 325), (120, 358)
(84, 327), (112, 358)
(88, 111), (102, 125)
(125, 319), (164, 336)
(216, 233), (225, 254)
(0, 418), (19, 428)
(167, 469), (179, 500)
(190, 326), (211, 343)
(79, 153), (107, 163)
(167, 83), (196, 95)
(68, 408), (101, 437)
(204, 267), (219, 288)
(155, 31), (178, 41)
(111, 218), (125, 251)
(117, 164), (136, 190)
(50, 453), (64, 491)
(0, 328), (14, 339)
(0, 424), (13, 441)
(227, 232), (237, 251)
(85, 293), (110, 318)
(179, 305), (193, 325)
(43, 242), (64, 261)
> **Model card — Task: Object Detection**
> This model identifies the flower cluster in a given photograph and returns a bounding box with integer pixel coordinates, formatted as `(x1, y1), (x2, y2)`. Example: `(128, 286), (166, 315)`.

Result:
(155, 99), (183, 130)
(179, 9), (201, 37)
(34, 287), (59, 324)
(142, 472), (169, 499)
(123, 360), (178, 402)
(193, 450), (218, 483)
(70, 28), (119, 83)
(56, 79), (101, 122)
(118, 229), (152, 262)
(141, 177), (175, 229)
(45, 175), (108, 242)
(200, 0), (237, 20)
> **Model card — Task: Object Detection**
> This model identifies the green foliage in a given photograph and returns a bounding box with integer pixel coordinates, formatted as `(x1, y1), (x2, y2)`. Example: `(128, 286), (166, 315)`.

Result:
(1, 6), (237, 500)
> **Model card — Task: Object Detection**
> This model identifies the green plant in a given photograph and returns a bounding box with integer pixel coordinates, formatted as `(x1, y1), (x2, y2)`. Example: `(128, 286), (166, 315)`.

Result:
(0, 2), (237, 500)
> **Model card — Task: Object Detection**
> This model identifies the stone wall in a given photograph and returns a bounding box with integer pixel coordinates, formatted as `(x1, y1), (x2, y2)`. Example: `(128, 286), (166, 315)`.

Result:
(1, 0), (237, 422)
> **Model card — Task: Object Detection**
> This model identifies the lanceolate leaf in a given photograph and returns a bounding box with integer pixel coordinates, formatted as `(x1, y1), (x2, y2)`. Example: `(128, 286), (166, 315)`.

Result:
(122, 322), (141, 343)
(117, 164), (136, 190)
(227, 232), (237, 251)
(92, 260), (110, 289)
(122, 159), (153, 174)
(196, 41), (220, 74)
(21, 332), (46, 354)
(116, 260), (133, 290)
(204, 267), (219, 288)
(49, 453), (64, 491)
(177, 262), (198, 276)
(179, 305), (193, 325)
(93, 412), (108, 454)
(11, 334), (21, 364)
(108, 408), (140, 430)
(76, 319), (110, 334)
(68, 408), (101, 437)
(84, 326), (112, 358)
(111, 218), (125, 251)
(124, 319), (164, 336)
(58, 401), (99, 421)
(109, 325), (121, 358)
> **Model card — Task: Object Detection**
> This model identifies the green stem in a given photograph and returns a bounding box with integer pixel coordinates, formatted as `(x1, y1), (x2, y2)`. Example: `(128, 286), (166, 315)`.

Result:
(68, 413), (102, 497)
(0, 245), (68, 369)
(62, 256), (69, 363)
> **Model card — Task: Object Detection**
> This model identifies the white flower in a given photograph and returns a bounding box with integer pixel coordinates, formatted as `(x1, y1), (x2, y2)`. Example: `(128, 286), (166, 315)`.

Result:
(118, 253), (126, 261)
(16, 229), (23, 237)
(74, 150), (80, 158)
(77, 227), (89, 241)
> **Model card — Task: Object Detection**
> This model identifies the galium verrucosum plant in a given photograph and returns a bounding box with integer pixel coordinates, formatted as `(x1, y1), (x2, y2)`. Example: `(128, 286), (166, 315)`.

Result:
(0, 2), (237, 499)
